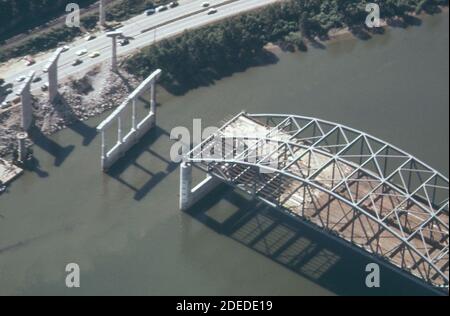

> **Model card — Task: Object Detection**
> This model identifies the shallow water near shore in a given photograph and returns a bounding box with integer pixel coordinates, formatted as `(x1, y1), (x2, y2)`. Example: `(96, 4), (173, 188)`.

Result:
(0, 12), (448, 295)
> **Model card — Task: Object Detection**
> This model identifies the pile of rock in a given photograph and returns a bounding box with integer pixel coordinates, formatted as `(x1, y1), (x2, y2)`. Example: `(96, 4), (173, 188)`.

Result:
(0, 64), (140, 158)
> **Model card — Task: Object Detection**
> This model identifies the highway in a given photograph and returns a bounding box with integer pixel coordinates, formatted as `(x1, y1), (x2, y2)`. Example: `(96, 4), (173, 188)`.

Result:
(0, 0), (280, 104)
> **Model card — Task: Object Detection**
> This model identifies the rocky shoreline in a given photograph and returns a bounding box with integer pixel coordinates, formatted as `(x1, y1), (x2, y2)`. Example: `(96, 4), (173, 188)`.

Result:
(0, 62), (140, 158)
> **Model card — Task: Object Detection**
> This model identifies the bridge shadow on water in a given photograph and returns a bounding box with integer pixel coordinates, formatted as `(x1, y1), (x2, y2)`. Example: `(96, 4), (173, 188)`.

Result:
(186, 185), (443, 296)
(106, 125), (178, 201)
(54, 94), (98, 146)
(21, 94), (98, 175)
(28, 126), (75, 168)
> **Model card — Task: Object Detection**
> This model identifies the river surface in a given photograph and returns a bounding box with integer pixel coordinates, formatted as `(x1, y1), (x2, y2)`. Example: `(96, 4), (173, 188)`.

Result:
(0, 12), (448, 296)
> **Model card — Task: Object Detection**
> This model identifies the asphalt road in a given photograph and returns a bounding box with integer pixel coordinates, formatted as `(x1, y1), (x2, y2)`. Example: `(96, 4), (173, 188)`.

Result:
(0, 0), (280, 104)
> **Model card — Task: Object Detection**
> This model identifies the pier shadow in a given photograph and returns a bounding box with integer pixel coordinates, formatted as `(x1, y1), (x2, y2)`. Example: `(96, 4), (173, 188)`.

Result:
(28, 126), (75, 167)
(68, 119), (97, 146)
(24, 155), (49, 178)
(115, 70), (137, 93)
(54, 95), (97, 146)
(106, 125), (177, 201)
(185, 186), (443, 296)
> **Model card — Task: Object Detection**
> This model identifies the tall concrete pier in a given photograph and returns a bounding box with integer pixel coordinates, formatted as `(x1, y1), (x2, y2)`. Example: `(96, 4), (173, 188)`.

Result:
(180, 162), (193, 210)
(16, 71), (35, 131)
(106, 31), (122, 71)
(43, 47), (64, 103)
(97, 69), (162, 170)
(179, 161), (222, 211)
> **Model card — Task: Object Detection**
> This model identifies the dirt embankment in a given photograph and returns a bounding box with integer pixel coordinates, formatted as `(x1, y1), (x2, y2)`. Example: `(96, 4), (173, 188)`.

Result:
(0, 62), (140, 158)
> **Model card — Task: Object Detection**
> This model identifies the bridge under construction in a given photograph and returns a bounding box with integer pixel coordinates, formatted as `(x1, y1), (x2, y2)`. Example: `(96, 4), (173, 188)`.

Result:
(180, 112), (449, 290)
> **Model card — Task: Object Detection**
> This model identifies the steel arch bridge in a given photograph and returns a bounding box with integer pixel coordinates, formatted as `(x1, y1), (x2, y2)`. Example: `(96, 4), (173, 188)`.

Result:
(185, 112), (449, 289)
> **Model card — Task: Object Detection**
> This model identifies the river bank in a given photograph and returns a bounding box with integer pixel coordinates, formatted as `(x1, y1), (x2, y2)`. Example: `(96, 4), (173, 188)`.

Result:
(124, 0), (449, 94)
(0, 62), (140, 158)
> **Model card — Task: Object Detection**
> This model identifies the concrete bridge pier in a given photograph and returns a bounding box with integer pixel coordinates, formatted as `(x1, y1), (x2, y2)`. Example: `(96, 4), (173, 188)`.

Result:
(16, 71), (35, 131)
(180, 162), (193, 211)
(150, 81), (157, 124)
(43, 47), (64, 103)
(97, 69), (162, 170)
(107, 31), (123, 72)
(179, 161), (222, 211)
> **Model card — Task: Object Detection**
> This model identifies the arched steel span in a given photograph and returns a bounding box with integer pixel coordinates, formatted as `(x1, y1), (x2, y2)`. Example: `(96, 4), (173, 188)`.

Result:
(186, 112), (449, 289)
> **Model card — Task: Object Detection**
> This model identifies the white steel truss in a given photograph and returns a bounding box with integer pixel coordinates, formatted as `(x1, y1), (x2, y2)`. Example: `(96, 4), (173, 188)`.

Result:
(186, 112), (449, 289)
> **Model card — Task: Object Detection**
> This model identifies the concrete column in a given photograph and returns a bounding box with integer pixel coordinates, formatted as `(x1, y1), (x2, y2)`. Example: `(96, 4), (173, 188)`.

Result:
(20, 86), (32, 130)
(17, 71), (35, 131)
(150, 82), (157, 125)
(117, 116), (122, 144)
(48, 63), (57, 102)
(112, 36), (117, 70)
(100, 130), (107, 170)
(132, 98), (137, 131)
(16, 132), (28, 162)
(107, 31), (122, 72)
(99, 0), (106, 27)
(180, 162), (193, 211)
(150, 82), (157, 113)
(101, 131), (106, 158)
(44, 48), (64, 103)
(96, 69), (162, 171)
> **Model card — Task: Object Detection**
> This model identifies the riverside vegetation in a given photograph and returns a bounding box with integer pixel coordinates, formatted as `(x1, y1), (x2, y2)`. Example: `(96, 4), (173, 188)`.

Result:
(124, 0), (448, 95)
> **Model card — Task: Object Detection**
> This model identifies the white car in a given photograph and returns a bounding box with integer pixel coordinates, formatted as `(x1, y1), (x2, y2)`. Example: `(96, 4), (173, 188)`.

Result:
(76, 49), (88, 56)
(72, 59), (83, 66)
(24, 59), (35, 66)
(16, 76), (26, 82)
(207, 8), (217, 14)
(85, 34), (96, 41)
(155, 5), (168, 12)
(89, 51), (100, 58)
(61, 45), (70, 52)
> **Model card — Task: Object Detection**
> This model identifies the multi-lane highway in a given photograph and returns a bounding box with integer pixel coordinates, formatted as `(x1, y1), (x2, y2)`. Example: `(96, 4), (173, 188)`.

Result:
(0, 0), (280, 104)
